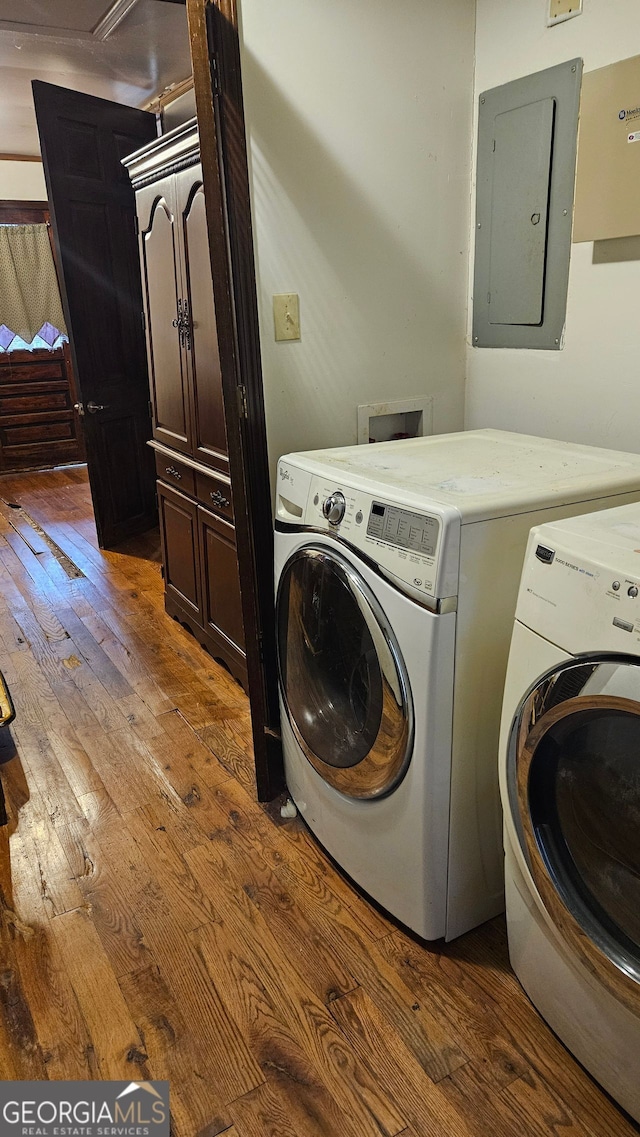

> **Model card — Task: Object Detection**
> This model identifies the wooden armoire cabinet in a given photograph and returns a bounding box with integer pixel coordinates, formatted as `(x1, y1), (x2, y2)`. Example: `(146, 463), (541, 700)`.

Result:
(124, 119), (246, 689)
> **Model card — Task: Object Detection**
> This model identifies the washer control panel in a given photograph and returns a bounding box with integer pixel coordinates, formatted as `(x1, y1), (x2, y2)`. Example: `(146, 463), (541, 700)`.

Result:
(366, 501), (439, 557)
(518, 524), (640, 652)
(275, 458), (461, 602)
(309, 478), (445, 600)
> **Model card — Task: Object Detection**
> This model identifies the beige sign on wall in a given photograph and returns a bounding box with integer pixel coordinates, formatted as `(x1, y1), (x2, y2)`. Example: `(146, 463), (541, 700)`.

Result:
(573, 54), (640, 242)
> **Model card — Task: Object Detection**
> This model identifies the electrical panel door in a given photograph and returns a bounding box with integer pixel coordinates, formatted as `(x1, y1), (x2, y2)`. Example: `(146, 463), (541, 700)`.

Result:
(473, 59), (582, 350)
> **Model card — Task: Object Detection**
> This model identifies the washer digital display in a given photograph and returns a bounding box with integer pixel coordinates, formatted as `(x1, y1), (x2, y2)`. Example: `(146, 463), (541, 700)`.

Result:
(367, 502), (439, 556)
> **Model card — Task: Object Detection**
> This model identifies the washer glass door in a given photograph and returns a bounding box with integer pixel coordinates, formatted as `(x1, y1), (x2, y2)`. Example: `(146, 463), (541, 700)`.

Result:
(277, 544), (413, 799)
(510, 658), (640, 995)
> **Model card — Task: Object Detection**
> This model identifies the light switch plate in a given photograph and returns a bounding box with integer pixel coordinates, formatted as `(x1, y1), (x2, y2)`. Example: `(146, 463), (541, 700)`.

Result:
(273, 293), (300, 341)
(547, 0), (582, 27)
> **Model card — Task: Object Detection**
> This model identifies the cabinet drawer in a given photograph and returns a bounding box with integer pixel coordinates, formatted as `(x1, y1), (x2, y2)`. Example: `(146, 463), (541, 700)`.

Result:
(196, 469), (234, 521)
(155, 452), (196, 496)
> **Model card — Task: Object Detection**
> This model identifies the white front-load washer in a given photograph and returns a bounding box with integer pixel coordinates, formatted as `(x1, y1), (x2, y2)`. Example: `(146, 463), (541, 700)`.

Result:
(499, 502), (640, 1122)
(275, 429), (640, 941)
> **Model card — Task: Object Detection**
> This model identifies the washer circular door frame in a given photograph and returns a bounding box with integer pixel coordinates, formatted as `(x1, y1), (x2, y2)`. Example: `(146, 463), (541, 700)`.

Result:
(277, 542), (414, 801)
(508, 653), (640, 1015)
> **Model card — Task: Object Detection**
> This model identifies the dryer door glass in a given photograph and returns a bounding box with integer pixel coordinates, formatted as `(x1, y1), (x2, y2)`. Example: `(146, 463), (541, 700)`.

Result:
(512, 659), (640, 985)
(277, 545), (413, 800)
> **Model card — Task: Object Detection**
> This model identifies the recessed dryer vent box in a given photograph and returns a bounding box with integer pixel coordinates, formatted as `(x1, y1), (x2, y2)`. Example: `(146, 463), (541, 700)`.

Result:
(472, 58), (582, 350)
(357, 397), (433, 445)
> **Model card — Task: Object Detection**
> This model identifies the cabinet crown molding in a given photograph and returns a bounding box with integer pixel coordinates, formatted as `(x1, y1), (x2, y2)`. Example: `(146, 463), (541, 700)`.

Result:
(122, 117), (199, 188)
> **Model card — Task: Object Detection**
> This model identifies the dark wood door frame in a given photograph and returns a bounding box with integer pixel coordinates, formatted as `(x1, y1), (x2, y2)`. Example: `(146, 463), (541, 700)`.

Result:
(187, 0), (283, 801)
(0, 200), (48, 221)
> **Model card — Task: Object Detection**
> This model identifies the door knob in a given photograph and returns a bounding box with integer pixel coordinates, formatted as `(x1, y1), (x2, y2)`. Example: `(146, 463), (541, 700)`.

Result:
(86, 401), (109, 414)
(73, 402), (85, 416)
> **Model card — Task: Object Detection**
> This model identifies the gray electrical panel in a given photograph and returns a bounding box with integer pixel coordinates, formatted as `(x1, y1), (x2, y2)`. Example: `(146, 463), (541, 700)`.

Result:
(472, 59), (582, 349)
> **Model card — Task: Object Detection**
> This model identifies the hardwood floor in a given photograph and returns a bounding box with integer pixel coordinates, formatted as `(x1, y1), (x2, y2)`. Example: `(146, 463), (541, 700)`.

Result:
(0, 465), (636, 1137)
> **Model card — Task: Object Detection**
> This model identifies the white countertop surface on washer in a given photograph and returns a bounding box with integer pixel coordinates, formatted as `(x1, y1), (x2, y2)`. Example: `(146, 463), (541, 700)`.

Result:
(283, 430), (640, 522)
(531, 500), (640, 574)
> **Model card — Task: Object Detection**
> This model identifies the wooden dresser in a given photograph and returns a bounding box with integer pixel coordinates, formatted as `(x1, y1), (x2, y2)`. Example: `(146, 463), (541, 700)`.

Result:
(0, 201), (84, 472)
(0, 344), (84, 472)
(124, 120), (246, 689)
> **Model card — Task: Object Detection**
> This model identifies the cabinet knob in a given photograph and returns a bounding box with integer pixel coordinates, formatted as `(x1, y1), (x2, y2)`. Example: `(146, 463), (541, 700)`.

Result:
(165, 466), (182, 480)
(210, 489), (230, 508)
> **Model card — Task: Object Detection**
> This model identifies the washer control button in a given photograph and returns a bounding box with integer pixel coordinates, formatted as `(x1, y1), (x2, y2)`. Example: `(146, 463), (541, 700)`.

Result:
(629, 585), (639, 598)
(612, 581), (621, 591)
(313, 493), (319, 506)
(322, 490), (346, 526)
(355, 510), (363, 524)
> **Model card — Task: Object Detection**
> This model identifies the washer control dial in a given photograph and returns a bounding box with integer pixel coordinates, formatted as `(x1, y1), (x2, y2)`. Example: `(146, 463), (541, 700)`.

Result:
(322, 490), (346, 526)
(629, 585), (639, 598)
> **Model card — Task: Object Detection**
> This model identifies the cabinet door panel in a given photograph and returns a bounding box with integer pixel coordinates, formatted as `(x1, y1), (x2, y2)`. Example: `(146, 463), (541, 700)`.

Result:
(176, 166), (228, 472)
(158, 481), (202, 623)
(198, 505), (244, 653)
(140, 181), (192, 454)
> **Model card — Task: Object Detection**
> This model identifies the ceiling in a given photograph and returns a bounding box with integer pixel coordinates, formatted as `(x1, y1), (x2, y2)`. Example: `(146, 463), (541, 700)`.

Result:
(0, 0), (191, 155)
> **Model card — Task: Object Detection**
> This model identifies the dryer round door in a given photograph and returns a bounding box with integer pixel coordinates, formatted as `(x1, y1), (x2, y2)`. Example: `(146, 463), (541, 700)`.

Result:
(277, 544), (413, 800)
(508, 656), (640, 1013)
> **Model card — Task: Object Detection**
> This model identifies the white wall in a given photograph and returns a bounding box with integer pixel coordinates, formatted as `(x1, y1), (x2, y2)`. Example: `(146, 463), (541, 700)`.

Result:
(238, 0), (476, 483)
(466, 0), (640, 453)
(0, 160), (46, 201)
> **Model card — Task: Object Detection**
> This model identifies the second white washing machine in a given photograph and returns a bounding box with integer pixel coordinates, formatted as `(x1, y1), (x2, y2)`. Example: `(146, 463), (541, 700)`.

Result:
(499, 503), (640, 1121)
(275, 429), (640, 940)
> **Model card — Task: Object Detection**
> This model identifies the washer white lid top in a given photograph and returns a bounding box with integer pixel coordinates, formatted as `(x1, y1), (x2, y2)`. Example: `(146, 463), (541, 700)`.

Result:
(282, 429), (640, 522)
(533, 500), (640, 576)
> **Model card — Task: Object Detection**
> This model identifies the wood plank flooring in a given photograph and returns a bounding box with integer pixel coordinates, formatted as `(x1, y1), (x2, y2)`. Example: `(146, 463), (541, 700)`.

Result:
(0, 465), (636, 1137)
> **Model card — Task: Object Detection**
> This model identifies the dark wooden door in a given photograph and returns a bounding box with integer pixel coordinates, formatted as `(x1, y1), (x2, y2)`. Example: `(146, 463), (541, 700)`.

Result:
(176, 165), (228, 473)
(137, 176), (193, 456)
(32, 81), (158, 548)
(188, 0), (283, 800)
(157, 481), (203, 624)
